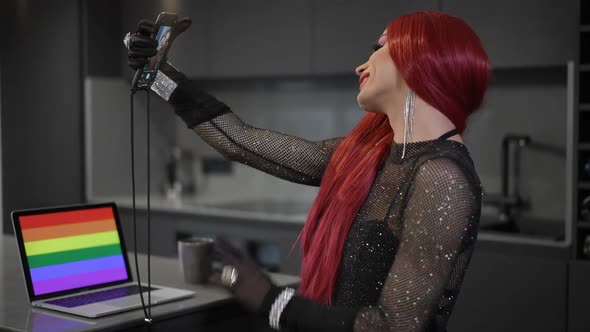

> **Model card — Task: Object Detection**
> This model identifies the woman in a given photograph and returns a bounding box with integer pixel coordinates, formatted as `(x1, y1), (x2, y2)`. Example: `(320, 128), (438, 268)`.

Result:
(128, 10), (490, 331)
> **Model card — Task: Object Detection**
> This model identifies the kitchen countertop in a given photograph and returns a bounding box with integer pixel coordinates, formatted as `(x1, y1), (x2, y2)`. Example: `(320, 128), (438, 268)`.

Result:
(0, 234), (300, 332)
(90, 194), (312, 226)
(90, 194), (572, 253)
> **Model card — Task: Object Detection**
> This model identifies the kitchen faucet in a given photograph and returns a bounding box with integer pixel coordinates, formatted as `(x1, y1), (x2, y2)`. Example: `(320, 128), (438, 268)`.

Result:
(483, 134), (531, 232)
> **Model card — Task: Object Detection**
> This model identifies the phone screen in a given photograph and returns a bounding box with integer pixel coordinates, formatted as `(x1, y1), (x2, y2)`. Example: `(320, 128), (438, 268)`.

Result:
(148, 25), (172, 71)
(139, 25), (172, 84)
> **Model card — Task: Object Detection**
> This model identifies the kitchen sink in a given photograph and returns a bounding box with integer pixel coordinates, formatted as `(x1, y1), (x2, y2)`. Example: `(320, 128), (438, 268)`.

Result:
(479, 214), (565, 241)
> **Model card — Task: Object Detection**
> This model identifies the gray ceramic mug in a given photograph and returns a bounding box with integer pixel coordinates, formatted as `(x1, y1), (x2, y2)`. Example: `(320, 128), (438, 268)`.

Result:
(178, 237), (215, 284)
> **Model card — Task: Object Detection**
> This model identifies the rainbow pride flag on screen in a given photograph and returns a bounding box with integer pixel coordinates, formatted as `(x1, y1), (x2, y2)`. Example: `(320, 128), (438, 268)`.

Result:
(19, 207), (128, 296)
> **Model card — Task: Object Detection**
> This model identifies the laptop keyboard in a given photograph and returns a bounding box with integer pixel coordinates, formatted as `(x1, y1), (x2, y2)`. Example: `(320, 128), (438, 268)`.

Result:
(46, 285), (158, 308)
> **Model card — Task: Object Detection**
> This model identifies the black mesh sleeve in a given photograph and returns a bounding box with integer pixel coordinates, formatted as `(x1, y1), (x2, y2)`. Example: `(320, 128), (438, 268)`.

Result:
(162, 71), (344, 187)
(258, 157), (481, 331)
(190, 112), (344, 187)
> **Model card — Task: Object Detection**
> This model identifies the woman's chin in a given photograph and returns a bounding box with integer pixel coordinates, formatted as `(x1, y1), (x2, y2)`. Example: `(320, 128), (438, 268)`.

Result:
(357, 97), (380, 114)
(356, 91), (370, 109)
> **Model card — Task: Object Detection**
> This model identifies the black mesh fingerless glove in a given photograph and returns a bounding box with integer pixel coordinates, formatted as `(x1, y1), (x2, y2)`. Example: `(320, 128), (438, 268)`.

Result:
(161, 63), (232, 128)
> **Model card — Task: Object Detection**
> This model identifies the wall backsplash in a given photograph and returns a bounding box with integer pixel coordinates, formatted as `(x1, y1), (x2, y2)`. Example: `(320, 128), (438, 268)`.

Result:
(176, 78), (364, 203)
(85, 77), (177, 197)
(466, 77), (567, 223)
(177, 74), (568, 223)
(85, 72), (568, 224)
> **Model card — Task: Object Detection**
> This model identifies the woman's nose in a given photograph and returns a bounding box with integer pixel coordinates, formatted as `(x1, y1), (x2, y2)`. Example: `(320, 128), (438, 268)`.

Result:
(355, 62), (368, 76)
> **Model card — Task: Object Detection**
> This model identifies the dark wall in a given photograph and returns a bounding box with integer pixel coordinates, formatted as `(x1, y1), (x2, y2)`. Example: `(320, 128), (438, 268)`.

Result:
(1, 0), (85, 233)
(84, 0), (122, 77)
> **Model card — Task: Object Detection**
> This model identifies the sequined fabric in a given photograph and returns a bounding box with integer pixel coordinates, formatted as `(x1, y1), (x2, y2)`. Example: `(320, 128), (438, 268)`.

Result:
(192, 112), (481, 331)
(150, 71), (178, 101)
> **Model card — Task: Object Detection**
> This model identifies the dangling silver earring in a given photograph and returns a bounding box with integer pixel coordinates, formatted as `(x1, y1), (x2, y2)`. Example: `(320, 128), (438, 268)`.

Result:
(402, 88), (415, 159)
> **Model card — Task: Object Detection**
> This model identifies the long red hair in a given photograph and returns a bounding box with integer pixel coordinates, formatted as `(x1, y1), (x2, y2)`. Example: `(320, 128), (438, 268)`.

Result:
(295, 11), (491, 304)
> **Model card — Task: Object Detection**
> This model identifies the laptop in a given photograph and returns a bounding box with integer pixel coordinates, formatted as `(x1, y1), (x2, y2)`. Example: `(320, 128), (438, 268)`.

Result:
(11, 202), (195, 318)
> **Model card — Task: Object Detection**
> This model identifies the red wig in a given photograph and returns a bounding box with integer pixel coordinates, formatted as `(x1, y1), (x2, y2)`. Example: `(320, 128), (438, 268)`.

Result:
(296, 11), (491, 304)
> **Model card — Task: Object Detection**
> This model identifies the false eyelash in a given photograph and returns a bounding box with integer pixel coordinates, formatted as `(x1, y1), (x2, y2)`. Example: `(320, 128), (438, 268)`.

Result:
(372, 43), (383, 52)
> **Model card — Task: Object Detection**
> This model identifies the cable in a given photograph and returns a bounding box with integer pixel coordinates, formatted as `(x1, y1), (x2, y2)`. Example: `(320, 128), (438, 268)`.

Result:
(146, 90), (152, 320)
(130, 90), (151, 323)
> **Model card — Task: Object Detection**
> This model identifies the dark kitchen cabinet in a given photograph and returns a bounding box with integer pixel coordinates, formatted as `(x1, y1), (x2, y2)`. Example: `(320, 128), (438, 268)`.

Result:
(165, 0), (211, 77)
(131, 0), (313, 78)
(310, 0), (437, 74)
(569, 260), (590, 332)
(207, 0), (313, 77)
(121, 0), (579, 77)
(442, 0), (578, 68)
(447, 250), (567, 332)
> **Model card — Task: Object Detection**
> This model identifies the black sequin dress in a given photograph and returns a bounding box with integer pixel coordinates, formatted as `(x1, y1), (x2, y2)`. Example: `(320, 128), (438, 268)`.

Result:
(169, 81), (482, 332)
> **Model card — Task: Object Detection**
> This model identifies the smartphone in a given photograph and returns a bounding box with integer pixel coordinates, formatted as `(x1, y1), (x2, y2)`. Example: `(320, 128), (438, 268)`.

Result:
(132, 12), (178, 91)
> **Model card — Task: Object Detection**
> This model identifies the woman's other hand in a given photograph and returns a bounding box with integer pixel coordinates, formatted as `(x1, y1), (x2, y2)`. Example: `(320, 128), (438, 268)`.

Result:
(210, 237), (273, 313)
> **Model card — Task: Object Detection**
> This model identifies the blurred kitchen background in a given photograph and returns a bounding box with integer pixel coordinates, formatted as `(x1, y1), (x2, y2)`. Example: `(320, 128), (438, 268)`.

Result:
(2, 0), (590, 331)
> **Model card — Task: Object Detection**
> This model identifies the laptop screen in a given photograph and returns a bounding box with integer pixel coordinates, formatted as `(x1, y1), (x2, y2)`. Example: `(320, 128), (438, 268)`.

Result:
(13, 204), (130, 297)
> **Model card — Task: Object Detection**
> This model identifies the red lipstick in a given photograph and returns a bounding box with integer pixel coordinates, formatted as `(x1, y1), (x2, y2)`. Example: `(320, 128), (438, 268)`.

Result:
(359, 73), (370, 87)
